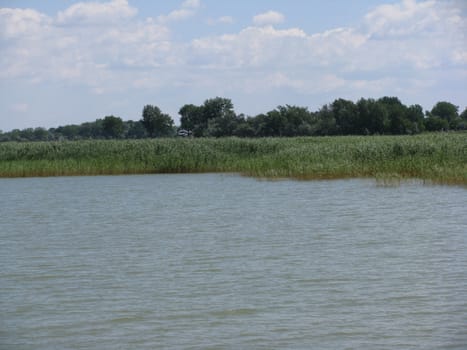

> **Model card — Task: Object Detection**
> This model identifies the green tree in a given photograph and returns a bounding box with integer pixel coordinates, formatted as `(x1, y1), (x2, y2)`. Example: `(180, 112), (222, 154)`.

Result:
(251, 105), (313, 137)
(458, 107), (467, 130)
(315, 104), (337, 135)
(430, 101), (458, 126)
(179, 104), (204, 136)
(405, 104), (425, 134)
(233, 116), (256, 137)
(79, 120), (104, 139)
(265, 109), (287, 136)
(460, 107), (467, 121)
(10, 129), (22, 141)
(202, 97), (236, 136)
(32, 127), (50, 141)
(204, 98), (239, 137)
(356, 98), (387, 134)
(55, 124), (80, 140)
(141, 105), (174, 137)
(249, 113), (269, 137)
(377, 97), (411, 134)
(125, 120), (147, 138)
(277, 105), (314, 136)
(425, 116), (449, 131)
(206, 114), (240, 137)
(19, 128), (34, 141)
(331, 99), (359, 134)
(179, 97), (236, 137)
(102, 115), (124, 138)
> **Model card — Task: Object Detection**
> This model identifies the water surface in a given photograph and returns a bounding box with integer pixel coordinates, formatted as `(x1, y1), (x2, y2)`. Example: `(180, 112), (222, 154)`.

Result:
(1, 174), (466, 349)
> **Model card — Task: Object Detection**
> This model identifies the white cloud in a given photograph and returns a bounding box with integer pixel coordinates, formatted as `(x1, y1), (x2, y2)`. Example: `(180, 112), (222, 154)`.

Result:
(184, 0), (465, 103)
(0, 0), (465, 114)
(253, 10), (285, 26)
(158, 0), (201, 23)
(0, 1), (176, 94)
(0, 8), (51, 38)
(207, 16), (234, 25)
(191, 26), (307, 68)
(182, 0), (201, 8)
(453, 50), (467, 64)
(217, 16), (234, 24)
(364, 0), (463, 38)
(267, 73), (345, 94)
(56, 0), (137, 25)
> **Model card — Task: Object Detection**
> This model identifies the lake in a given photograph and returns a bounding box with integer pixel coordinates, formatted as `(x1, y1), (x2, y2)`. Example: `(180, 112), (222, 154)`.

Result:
(1, 174), (466, 349)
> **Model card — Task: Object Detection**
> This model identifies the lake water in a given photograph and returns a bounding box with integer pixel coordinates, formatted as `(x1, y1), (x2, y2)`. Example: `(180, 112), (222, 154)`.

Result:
(0, 174), (466, 349)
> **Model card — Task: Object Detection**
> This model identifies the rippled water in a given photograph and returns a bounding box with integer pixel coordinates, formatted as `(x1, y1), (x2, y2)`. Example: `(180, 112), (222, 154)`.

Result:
(1, 174), (466, 349)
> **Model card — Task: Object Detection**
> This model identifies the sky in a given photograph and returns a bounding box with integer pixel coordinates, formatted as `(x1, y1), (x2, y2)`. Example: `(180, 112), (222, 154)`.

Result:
(0, 0), (466, 131)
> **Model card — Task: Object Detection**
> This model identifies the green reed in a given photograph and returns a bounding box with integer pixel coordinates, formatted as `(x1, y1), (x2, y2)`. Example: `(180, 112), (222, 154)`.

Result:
(0, 133), (466, 184)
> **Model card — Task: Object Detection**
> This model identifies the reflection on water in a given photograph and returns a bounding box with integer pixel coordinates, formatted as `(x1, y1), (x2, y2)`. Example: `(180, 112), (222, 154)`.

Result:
(1, 174), (466, 349)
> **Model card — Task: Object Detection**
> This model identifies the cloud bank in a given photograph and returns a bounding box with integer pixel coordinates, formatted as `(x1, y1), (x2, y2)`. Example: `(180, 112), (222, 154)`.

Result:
(0, 0), (465, 128)
(253, 10), (285, 26)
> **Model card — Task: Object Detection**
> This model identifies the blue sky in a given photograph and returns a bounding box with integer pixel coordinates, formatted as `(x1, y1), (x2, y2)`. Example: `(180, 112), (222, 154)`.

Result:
(0, 0), (466, 131)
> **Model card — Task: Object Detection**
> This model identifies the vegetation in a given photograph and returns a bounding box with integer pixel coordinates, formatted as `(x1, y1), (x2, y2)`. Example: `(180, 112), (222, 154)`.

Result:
(141, 105), (174, 137)
(1, 96), (465, 183)
(0, 133), (465, 184)
(1, 97), (466, 142)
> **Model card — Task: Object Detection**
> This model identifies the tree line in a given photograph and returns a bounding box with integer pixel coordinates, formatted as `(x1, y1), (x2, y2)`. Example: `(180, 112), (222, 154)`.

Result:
(1, 97), (466, 142)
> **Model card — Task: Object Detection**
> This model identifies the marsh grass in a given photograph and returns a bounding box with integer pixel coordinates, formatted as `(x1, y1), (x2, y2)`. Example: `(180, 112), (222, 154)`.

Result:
(0, 133), (465, 184)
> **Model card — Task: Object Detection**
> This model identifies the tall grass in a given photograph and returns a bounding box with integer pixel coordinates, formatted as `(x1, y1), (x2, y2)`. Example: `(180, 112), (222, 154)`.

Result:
(0, 133), (466, 184)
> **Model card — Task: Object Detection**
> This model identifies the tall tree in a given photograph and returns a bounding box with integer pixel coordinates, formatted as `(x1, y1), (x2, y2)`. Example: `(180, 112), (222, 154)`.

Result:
(79, 120), (104, 139)
(424, 116), (449, 131)
(315, 104), (337, 135)
(357, 98), (387, 135)
(430, 101), (459, 129)
(377, 96), (410, 134)
(458, 107), (467, 130)
(125, 120), (147, 139)
(460, 107), (467, 121)
(203, 97), (235, 120)
(331, 98), (359, 134)
(32, 127), (50, 141)
(102, 115), (124, 138)
(277, 105), (313, 136)
(204, 98), (239, 137)
(179, 104), (203, 134)
(55, 124), (81, 140)
(406, 104), (425, 134)
(141, 105), (174, 137)
(431, 101), (458, 122)
(179, 97), (237, 137)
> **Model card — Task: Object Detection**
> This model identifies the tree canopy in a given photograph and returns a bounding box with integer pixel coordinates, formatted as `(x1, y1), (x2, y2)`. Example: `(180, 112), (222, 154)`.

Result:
(141, 105), (174, 137)
(102, 115), (124, 138)
(179, 97), (238, 137)
(1, 97), (465, 142)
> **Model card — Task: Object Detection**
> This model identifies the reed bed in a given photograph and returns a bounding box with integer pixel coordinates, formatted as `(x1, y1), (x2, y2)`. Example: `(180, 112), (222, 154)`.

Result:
(0, 133), (466, 184)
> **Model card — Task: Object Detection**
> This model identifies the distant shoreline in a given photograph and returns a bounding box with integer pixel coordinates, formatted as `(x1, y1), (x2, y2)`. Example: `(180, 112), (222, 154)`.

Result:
(0, 133), (466, 185)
